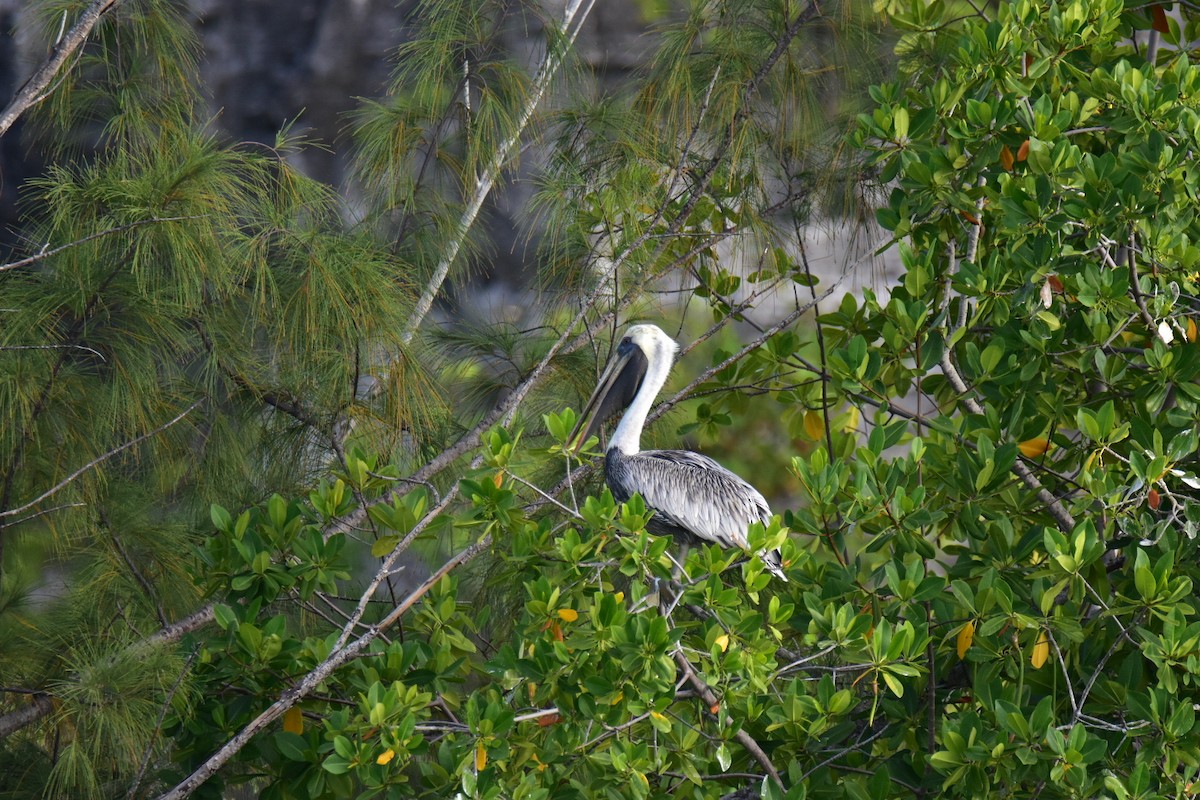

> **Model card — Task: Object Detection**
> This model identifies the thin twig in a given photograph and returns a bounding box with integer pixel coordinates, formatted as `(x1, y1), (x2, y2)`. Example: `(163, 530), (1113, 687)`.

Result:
(505, 470), (584, 520)
(799, 722), (892, 782)
(0, 344), (106, 359)
(938, 352), (1075, 532)
(0, 217), (205, 273)
(797, 238), (836, 457)
(126, 647), (199, 799)
(331, 486), (459, 652)
(0, 400), (203, 519)
(1048, 630), (1079, 718)
(4, 502), (86, 527)
(105, 515), (168, 629)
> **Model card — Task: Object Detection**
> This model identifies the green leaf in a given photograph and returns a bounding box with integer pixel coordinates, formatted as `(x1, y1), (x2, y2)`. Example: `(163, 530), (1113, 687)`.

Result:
(372, 535), (400, 558)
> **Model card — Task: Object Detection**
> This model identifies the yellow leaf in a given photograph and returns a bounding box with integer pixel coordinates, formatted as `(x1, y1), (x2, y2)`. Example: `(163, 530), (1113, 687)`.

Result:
(376, 748), (395, 765)
(956, 620), (975, 660)
(557, 608), (579, 622)
(1188, 318), (1197, 343)
(493, 471), (504, 489)
(714, 634), (730, 652)
(803, 410), (825, 441)
(1018, 437), (1050, 459)
(475, 741), (488, 771)
(614, 591), (624, 603)
(282, 706), (303, 735)
(840, 405), (861, 434)
(1031, 630), (1050, 669)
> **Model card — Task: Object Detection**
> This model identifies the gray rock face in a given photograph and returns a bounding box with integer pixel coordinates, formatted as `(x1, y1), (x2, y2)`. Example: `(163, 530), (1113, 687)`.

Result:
(188, 0), (414, 184)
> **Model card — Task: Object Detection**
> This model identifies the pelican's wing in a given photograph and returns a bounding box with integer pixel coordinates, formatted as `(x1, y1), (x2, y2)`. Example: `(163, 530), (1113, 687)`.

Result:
(613, 449), (772, 550)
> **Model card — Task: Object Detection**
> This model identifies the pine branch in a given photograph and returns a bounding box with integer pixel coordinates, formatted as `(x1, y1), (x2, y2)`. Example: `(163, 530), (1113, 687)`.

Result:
(0, 604), (215, 740)
(0, 692), (53, 738)
(0, 400), (203, 519)
(398, 0), (598, 347)
(0, 0), (122, 136)
(0, 217), (205, 273)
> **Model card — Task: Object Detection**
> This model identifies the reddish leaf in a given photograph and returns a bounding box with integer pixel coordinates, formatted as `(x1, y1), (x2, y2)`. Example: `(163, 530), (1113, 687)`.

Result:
(1150, 5), (1170, 34)
(1000, 145), (1015, 171)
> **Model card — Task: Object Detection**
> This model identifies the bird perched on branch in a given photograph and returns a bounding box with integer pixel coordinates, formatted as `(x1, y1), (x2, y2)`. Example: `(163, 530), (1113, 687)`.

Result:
(569, 323), (787, 580)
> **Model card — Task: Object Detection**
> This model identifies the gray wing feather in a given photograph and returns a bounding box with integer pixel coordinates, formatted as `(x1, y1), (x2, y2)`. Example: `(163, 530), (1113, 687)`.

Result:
(612, 449), (772, 549)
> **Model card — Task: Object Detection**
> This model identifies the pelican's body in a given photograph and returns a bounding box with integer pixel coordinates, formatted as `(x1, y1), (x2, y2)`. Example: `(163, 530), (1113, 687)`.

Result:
(572, 324), (786, 580)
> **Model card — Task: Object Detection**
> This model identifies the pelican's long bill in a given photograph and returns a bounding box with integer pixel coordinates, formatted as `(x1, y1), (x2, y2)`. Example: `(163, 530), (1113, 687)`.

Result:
(568, 338), (649, 454)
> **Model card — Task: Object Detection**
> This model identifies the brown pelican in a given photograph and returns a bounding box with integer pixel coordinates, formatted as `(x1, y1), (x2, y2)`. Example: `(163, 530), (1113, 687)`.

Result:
(570, 324), (787, 580)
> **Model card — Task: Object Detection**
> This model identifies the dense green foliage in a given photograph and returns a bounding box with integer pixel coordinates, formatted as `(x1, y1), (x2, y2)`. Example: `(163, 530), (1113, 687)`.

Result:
(4, 0), (1200, 798)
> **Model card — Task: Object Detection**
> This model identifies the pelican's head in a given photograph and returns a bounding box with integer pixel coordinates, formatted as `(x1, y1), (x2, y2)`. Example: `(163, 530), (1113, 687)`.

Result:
(569, 324), (679, 454)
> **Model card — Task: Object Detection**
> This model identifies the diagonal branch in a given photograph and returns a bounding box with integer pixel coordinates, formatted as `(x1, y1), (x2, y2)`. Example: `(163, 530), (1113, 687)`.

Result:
(673, 649), (783, 788)
(938, 351), (1076, 532)
(0, 217), (206, 273)
(0, 0), (122, 137)
(0, 692), (53, 739)
(153, 536), (490, 800)
(398, 0), (597, 346)
(0, 603), (216, 740)
(0, 400), (203, 519)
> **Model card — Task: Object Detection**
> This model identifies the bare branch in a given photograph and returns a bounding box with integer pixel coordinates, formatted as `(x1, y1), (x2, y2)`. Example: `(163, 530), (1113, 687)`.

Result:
(398, 0), (598, 346)
(0, 217), (205, 273)
(672, 648), (783, 789)
(126, 648), (199, 800)
(938, 351), (1076, 532)
(799, 721), (893, 783)
(154, 536), (490, 800)
(0, 0), (123, 137)
(0, 692), (53, 738)
(331, 486), (459, 652)
(0, 400), (203, 519)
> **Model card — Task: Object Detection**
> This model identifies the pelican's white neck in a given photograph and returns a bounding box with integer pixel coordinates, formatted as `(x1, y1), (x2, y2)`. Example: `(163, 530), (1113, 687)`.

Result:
(608, 327), (677, 455)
